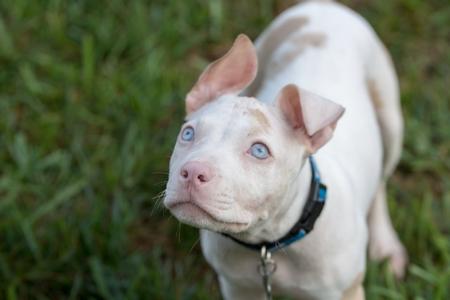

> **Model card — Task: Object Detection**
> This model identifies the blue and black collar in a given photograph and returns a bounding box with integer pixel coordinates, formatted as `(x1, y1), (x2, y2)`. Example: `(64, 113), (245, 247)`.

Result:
(222, 156), (327, 252)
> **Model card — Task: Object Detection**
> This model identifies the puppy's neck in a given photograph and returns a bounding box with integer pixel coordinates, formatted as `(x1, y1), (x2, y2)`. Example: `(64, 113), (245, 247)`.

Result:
(235, 157), (313, 244)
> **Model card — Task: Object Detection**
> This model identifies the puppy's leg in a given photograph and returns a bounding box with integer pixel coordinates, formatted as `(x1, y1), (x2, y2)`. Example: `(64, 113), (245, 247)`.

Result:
(365, 34), (403, 180)
(342, 285), (365, 300)
(368, 182), (408, 278)
(366, 34), (407, 279)
(218, 276), (264, 300)
(341, 272), (365, 300)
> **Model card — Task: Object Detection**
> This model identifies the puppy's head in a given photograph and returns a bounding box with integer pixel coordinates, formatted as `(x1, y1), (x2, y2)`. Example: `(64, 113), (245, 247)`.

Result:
(164, 35), (344, 234)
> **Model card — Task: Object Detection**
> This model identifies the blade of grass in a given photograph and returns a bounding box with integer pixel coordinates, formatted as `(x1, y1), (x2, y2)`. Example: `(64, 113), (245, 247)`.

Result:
(28, 179), (86, 224)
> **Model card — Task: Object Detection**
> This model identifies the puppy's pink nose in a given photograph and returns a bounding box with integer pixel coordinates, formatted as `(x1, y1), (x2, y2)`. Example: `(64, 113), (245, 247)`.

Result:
(180, 161), (215, 186)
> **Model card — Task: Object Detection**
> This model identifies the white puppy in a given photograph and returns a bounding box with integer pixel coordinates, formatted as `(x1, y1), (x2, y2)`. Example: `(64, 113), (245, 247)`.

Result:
(164, 1), (407, 299)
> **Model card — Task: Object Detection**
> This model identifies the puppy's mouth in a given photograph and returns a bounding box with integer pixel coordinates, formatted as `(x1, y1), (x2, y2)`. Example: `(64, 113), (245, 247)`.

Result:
(166, 200), (250, 233)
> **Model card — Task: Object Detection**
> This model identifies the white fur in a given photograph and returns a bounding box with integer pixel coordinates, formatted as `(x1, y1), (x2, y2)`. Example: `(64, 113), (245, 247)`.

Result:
(164, 1), (406, 299)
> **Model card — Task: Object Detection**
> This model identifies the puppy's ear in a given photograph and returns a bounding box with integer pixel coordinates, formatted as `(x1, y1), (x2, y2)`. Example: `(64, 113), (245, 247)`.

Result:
(277, 84), (345, 153)
(185, 34), (258, 114)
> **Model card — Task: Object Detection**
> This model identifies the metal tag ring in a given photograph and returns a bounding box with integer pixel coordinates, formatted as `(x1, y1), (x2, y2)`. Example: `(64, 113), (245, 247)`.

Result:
(257, 261), (277, 276)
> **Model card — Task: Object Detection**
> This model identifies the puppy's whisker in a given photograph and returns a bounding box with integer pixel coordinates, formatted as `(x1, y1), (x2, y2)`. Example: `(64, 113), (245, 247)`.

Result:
(280, 245), (297, 268)
(152, 190), (166, 201)
(189, 237), (201, 254)
(151, 190), (167, 215)
(151, 200), (163, 215)
(177, 222), (182, 243)
(152, 171), (169, 175)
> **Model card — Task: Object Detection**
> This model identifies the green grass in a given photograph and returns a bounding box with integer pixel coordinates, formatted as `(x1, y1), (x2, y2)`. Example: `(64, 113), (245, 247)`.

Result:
(0, 0), (448, 299)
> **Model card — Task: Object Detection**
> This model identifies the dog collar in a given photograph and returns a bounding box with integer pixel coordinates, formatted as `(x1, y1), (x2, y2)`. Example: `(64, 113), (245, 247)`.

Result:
(222, 156), (327, 252)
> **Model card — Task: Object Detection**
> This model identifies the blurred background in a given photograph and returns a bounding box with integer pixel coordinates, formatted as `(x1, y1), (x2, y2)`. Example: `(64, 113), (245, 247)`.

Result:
(0, 0), (448, 299)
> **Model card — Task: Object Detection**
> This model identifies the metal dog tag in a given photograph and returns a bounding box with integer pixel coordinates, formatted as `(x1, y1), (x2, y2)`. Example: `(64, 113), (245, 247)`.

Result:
(258, 246), (277, 300)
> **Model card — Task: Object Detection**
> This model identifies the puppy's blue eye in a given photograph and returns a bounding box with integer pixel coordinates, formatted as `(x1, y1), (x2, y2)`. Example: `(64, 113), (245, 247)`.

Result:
(249, 143), (270, 159)
(181, 126), (195, 141)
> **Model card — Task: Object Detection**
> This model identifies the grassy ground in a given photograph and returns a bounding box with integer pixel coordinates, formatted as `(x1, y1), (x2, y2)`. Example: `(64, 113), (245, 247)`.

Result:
(0, 0), (448, 299)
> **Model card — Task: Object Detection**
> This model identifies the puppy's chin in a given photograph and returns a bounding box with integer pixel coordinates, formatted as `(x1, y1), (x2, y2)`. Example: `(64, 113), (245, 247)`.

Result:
(167, 201), (250, 234)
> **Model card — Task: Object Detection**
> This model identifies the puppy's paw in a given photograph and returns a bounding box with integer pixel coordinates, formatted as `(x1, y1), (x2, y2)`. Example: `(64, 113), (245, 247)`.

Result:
(387, 245), (408, 279)
(369, 230), (408, 279)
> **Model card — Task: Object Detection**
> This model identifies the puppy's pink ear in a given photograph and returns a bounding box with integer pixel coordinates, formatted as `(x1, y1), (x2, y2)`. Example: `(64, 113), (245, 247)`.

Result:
(277, 84), (345, 153)
(186, 34), (258, 114)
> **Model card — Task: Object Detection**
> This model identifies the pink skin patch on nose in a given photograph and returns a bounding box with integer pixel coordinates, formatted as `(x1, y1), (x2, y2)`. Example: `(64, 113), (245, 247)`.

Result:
(179, 161), (215, 187)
